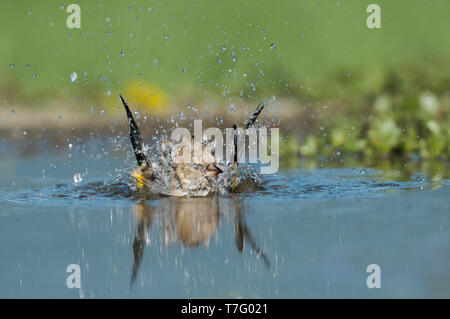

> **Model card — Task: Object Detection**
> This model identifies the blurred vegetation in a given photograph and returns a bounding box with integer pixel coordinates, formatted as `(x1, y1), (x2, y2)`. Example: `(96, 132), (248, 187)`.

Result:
(0, 0), (449, 161)
(280, 59), (450, 161)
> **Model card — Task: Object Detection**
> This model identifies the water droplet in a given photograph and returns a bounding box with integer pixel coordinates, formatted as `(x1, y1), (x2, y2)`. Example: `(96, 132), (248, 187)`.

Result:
(70, 72), (78, 83)
(25, 64), (31, 69)
(9, 64), (14, 69)
(73, 173), (83, 184)
(194, 1), (198, 6)
(217, 59), (222, 64)
(346, 72), (351, 77)
(120, 51), (126, 56)
(270, 43), (276, 50)
(137, 73), (141, 78)
(11, 109), (16, 114)
(360, 169), (367, 175)
(163, 34), (169, 40)
(32, 73), (37, 78)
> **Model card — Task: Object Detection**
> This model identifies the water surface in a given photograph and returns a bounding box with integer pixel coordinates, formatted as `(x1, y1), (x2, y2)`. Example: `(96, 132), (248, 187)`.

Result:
(0, 140), (449, 298)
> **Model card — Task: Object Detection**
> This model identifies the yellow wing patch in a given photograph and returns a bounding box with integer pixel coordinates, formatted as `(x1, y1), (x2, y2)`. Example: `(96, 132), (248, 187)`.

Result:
(231, 162), (238, 192)
(135, 173), (145, 189)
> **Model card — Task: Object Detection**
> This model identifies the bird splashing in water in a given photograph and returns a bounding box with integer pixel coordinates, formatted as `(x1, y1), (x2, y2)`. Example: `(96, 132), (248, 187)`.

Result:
(120, 95), (265, 197)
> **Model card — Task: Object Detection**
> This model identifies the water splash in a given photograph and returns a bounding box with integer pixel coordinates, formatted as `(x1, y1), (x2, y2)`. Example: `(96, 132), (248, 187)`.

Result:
(127, 139), (261, 197)
(70, 72), (78, 83)
(73, 173), (83, 184)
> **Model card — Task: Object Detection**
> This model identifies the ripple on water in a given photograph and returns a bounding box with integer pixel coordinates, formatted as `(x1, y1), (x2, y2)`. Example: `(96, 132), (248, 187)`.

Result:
(0, 168), (446, 207)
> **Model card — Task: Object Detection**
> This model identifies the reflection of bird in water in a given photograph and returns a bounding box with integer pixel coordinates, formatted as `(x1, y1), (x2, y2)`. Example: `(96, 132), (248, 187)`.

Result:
(172, 198), (218, 247)
(120, 95), (264, 197)
(130, 198), (270, 287)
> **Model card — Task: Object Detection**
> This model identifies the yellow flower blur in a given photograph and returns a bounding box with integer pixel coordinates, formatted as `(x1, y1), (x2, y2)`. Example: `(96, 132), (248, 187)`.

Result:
(125, 81), (169, 112)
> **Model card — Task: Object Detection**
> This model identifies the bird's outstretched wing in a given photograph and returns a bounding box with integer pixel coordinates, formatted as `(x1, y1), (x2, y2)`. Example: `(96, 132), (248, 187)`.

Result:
(120, 95), (149, 167)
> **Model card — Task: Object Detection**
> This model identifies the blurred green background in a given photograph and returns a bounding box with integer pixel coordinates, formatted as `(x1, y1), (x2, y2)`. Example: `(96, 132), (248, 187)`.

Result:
(0, 0), (449, 160)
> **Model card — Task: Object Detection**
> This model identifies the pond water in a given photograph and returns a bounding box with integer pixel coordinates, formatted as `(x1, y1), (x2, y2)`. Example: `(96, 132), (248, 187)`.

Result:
(0, 138), (449, 298)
